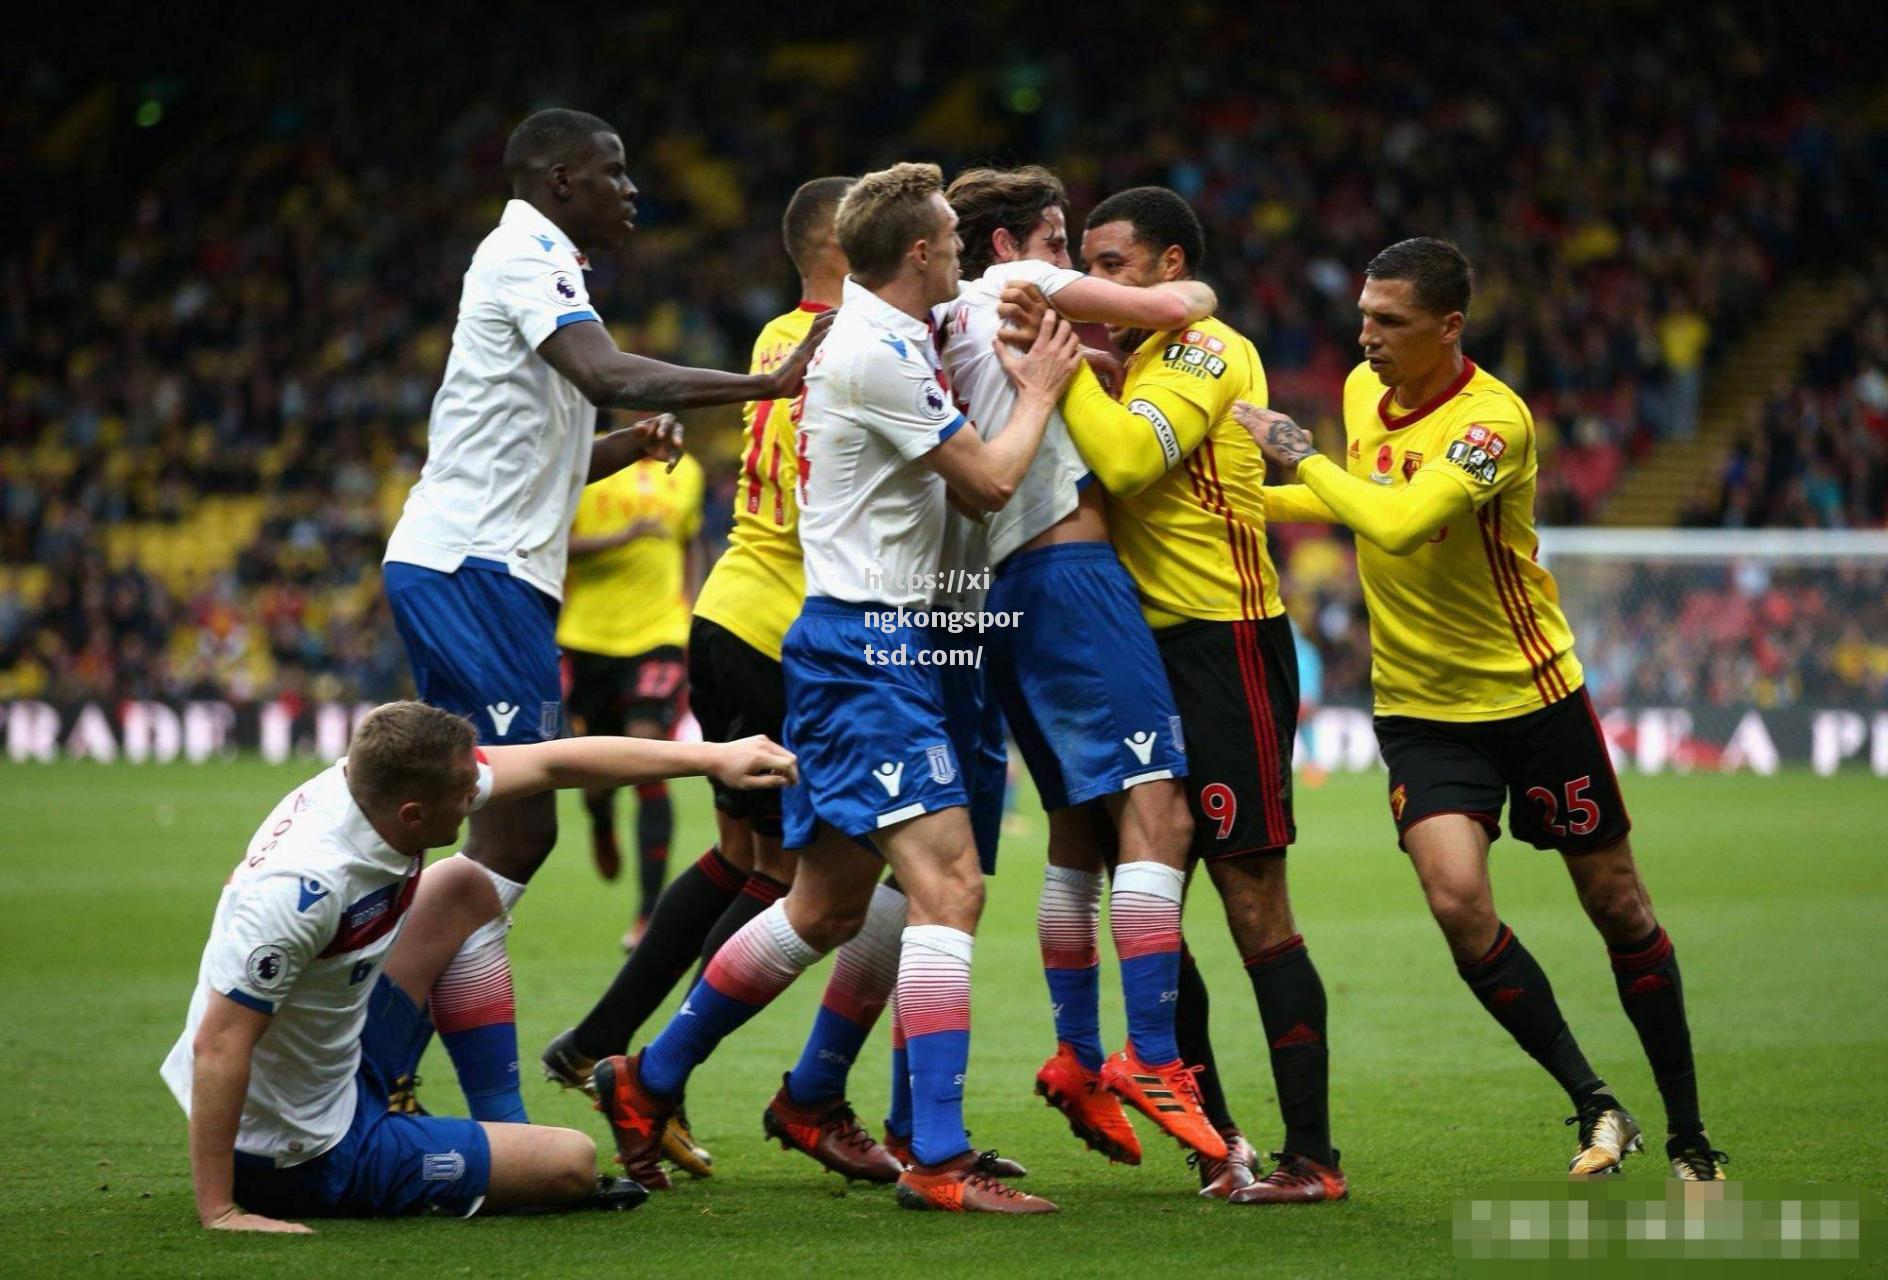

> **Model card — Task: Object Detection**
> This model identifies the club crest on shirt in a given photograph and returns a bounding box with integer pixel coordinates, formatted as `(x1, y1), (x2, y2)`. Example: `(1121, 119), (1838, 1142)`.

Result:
(1401, 451), (1424, 482)
(926, 743), (957, 785)
(1389, 783), (1408, 822)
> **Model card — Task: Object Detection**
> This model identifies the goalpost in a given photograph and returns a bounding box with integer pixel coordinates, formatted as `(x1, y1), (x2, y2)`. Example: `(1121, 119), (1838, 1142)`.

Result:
(1535, 529), (1888, 777)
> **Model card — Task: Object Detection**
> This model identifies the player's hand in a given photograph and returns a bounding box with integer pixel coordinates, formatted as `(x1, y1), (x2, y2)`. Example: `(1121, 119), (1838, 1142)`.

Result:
(627, 413), (686, 472)
(996, 282), (1049, 347)
(710, 735), (799, 790)
(769, 310), (836, 400)
(995, 310), (1082, 403)
(204, 1206), (314, 1234)
(1082, 345), (1125, 398)
(1231, 402), (1318, 470)
(945, 487), (986, 522)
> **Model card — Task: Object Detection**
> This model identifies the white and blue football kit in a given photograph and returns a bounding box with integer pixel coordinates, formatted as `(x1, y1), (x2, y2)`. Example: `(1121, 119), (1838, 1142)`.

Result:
(161, 756), (496, 1217)
(383, 199), (603, 744)
(935, 260), (1186, 810)
(782, 277), (970, 849)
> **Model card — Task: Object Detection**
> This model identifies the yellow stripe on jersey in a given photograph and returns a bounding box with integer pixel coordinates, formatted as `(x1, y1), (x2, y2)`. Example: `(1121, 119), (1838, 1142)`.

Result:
(692, 303), (826, 660)
(557, 454), (704, 658)
(1060, 318), (1284, 628)
(1290, 358), (1584, 721)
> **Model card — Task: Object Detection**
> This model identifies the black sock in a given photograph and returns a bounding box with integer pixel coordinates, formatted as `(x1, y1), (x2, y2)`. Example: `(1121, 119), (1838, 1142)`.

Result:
(585, 789), (615, 838)
(633, 782), (673, 920)
(1609, 924), (1701, 1136)
(1174, 944), (1236, 1135)
(696, 872), (789, 978)
(1458, 923), (1605, 1108)
(1246, 934), (1333, 1165)
(572, 847), (745, 1059)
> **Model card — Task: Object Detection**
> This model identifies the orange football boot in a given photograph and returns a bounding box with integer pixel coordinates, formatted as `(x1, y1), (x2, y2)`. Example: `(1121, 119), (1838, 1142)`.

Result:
(895, 1150), (1057, 1214)
(591, 1053), (674, 1191)
(1100, 1047), (1229, 1160)
(1034, 1044), (1142, 1165)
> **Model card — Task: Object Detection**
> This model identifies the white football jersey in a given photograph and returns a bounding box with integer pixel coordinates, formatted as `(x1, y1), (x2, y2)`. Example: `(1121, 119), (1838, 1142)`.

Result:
(934, 259), (1089, 565)
(797, 277), (966, 607)
(384, 199), (600, 601)
(159, 756), (493, 1167)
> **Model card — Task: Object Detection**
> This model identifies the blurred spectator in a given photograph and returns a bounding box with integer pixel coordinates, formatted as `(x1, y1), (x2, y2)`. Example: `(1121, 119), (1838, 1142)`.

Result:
(1, 6), (1881, 707)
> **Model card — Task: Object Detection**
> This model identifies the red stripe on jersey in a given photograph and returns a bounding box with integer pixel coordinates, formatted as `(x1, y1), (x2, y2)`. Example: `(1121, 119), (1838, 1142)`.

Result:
(1477, 504), (1555, 704)
(767, 425), (786, 526)
(1494, 503), (1570, 699)
(743, 399), (774, 516)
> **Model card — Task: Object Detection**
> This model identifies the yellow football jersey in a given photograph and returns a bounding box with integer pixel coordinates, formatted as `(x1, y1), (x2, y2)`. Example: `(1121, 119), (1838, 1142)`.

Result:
(691, 303), (825, 660)
(1334, 358), (1584, 720)
(558, 453), (704, 657)
(1063, 318), (1284, 628)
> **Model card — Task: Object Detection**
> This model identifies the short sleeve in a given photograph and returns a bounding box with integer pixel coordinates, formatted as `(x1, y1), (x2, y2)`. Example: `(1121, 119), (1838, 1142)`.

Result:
(853, 342), (966, 461)
(472, 749), (495, 811)
(492, 249), (600, 349)
(1009, 257), (1084, 299)
(1421, 407), (1531, 505)
(202, 874), (340, 1014)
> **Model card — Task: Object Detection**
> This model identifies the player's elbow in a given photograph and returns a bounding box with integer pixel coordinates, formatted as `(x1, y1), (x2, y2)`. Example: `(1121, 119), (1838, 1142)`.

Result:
(1379, 524), (1432, 556)
(960, 476), (1016, 512)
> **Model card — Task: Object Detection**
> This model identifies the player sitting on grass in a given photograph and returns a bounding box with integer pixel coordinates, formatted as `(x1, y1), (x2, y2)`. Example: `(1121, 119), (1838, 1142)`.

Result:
(1237, 237), (1724, 1182)
(160, 700), (795, 1231)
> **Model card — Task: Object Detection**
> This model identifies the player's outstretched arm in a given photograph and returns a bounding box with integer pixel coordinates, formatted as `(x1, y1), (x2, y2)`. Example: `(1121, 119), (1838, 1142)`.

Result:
(1059, 361), (1213, 497)
(483, 734), (796, 804)
(190, 994), (314, 1234)
(1232, 403), (1473, 554)
(1042, 277), (1217, 330)
(588, 414), (685, 482)
(1261, 484), (1341, 525)
(926, 312), (1083, 511)
(539, 312), (834, 413)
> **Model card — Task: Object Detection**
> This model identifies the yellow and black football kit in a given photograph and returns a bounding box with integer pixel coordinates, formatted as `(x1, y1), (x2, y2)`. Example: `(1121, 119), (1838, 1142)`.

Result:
(1264, 358), (1628, 852)
(559, 453), (703, 733)
(1060, 319), (1296, 857)
(689, 301), (826, 830)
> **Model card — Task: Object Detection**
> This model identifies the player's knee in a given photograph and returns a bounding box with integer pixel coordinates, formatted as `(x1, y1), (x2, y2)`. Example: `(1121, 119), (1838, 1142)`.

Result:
(1580, 868), (1653, 937)
(1427, 884), (1495, 942)
(797, 901), (866, 953)
(550, 1129), (597, 1200)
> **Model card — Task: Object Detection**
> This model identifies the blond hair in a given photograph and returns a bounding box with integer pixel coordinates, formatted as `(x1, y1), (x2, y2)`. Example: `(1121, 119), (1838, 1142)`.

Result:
(834, 162), (946, 286)
(347, 701), (477, 812)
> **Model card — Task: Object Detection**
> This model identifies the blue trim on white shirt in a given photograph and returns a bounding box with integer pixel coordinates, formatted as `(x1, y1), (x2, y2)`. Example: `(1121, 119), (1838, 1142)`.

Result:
(554, 310), (600, 329)
(1076, 470), (1096, 491)
(225, 988), (275, 1015)
(936, 415), (967, 445)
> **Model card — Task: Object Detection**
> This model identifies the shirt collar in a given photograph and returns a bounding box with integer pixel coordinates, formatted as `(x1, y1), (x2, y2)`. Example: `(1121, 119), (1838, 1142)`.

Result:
(841, 276), (934, 342)
(335, 760), (425, 877)
(501, 198), (591, 271)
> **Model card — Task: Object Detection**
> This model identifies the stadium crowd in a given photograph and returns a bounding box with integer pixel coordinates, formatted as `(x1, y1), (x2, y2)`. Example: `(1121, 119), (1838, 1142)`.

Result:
(2, 7), (1882, 710)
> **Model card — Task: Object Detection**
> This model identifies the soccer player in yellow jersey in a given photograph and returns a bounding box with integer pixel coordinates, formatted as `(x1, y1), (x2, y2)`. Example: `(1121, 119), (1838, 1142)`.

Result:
(1051, 187), (1344, 1203)
(559, 449), (706, 935)
(1237, 237), (1723, 1182)
(543, 177), (862, 1181)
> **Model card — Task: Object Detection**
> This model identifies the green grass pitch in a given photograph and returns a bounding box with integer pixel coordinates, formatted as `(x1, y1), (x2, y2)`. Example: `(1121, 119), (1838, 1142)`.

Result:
(0, 761), (1882, 1276)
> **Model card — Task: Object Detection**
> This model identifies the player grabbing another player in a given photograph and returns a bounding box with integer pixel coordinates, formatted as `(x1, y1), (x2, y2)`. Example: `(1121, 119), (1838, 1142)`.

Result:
(380, 108), (827, 1127)
(162, 700), (794, 1231)
(1020, 186), (1342, 1202)
(588, 162), (1082, 1213)
(1236, 237), (1723, 1182)
(541, 176), (855, 1180)
(559, 446), (707, 947)
(936, 166), (1231, 1169)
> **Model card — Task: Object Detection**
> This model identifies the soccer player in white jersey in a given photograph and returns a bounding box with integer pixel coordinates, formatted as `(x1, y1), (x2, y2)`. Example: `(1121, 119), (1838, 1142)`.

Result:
(163, 700), (794, 1231)
(932, 166), (1231, 1166)
(590, 162), (1082, 1214)
(379, 108), (828, 1127)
